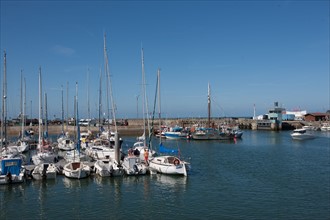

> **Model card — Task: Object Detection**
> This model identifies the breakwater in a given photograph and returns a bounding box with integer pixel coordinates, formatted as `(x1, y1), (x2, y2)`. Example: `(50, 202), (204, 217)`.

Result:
(6, 118), (326, 137)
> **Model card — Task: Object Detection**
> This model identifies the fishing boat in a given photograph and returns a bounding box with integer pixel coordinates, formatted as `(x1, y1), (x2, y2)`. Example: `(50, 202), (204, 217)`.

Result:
(191, 83), (235, 141)
(290, 128), (316, 140)
(32, 163), (57, 180)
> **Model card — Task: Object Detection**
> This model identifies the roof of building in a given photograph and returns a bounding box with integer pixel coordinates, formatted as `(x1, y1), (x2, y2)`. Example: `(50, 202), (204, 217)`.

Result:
(304, 112), (330, 117)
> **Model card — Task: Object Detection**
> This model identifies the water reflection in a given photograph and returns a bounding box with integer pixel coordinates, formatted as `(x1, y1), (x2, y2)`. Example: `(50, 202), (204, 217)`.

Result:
(62, 176), (91, 189)
(152, 174), (187, 191)
(0, 184), (26, 219)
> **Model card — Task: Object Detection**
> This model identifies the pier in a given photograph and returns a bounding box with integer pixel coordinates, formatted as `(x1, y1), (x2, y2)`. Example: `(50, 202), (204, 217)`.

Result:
(5, 118), (327, 136)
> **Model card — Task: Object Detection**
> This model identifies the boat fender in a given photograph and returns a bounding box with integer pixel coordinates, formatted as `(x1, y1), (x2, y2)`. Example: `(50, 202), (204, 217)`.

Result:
(174, 159), (180, 166)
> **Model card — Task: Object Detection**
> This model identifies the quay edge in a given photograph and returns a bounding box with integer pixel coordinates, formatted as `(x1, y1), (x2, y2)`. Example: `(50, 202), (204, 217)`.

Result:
(5, 118), (326, 136)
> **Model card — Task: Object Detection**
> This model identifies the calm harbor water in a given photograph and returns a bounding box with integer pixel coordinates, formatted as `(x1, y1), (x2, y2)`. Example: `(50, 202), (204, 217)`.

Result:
(1, 130), (330, 219)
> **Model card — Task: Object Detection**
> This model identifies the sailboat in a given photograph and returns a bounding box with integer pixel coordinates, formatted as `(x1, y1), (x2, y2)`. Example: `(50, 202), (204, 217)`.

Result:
(131, 47), (156, 162)
(63, 83), (91, 179)
(32, 68), (58, 165)
(31, 67), (57, 179)
(191, 83), (235, 140)
(148, 69), (190, 176)
(0, 51), (25, 184)
(6, 72), (30, 154)
(57, 85), (75, 151)
(12, 71), (30, 153)
(93, 34), (124, 177)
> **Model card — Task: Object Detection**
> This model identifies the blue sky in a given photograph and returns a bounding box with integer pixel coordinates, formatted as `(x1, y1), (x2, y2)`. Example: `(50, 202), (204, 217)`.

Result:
(0, 0), (329, 120)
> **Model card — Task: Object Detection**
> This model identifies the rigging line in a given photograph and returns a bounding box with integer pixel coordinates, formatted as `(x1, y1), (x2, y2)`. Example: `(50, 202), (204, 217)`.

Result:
(211, 97), (227, 117)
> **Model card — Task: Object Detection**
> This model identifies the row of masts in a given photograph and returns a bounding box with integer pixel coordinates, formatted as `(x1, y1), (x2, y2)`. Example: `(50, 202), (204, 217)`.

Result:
(0, 34), (163, 154)
(0, 34), (119, 150)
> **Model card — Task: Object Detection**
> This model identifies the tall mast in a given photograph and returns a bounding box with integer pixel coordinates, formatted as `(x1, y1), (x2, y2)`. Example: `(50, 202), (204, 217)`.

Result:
(38, 67), (43, 149)
(20, 70), (24, 139)
(98, 68), (102, 133)
(104, 33), (117, 132)
(66, 81), (69, 131)
(157, 68), (161, 144)
(141, 48), (146, 144)
(207, 83), (211, 128)
(141, 47), (150, 145)
(1, 50), (7, 149)
(44, 93), (48, 139)
(103, 34), (110, 133)
(87, 68), (90, 129)
(23, 77), (26, 137)
(76, 82), (80, 156)
(61, 85), (64, 134)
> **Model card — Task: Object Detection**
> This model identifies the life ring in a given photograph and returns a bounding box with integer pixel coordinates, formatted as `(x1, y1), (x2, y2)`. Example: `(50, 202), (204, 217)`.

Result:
(174, 159), (180, 166)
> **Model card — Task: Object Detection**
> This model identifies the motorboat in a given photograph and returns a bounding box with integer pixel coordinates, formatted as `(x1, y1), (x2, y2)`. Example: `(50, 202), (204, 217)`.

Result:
(149, 155), (189, 176)
(122, 156), (148, 176)
(164, 126), (190, 139)
(290, 128), (316, 140)
(223, 126), (243, 138)
(63, 161), (91, 179)
(94, 157), (124, 177)
(320, 123), (330, 132)
(32, 163), (57, 180)
(0, 158), (25, 184)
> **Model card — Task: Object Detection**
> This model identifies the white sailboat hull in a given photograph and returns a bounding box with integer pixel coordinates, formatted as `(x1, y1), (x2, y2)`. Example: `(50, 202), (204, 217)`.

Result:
(63, 162), (91, 179)
(149, 156), (188, 176)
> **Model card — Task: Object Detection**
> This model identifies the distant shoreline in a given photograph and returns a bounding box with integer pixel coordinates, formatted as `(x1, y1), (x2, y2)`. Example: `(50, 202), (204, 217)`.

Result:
(5, 118), (325, 137)
(6, 125), (144, 137)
